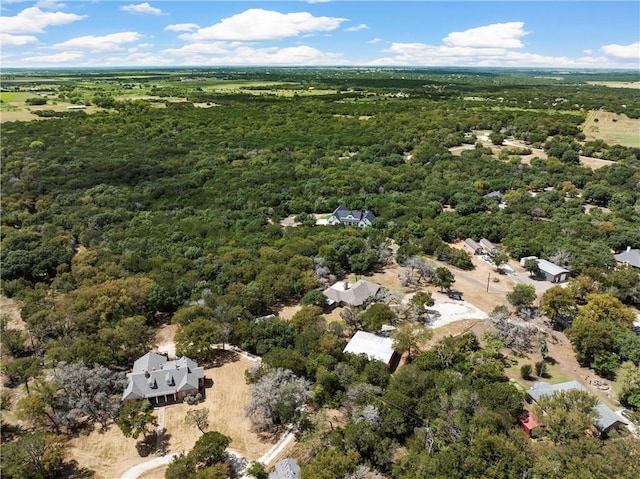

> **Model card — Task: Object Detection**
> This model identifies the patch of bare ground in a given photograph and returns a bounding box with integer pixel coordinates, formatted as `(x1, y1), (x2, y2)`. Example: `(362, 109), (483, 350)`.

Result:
(69, 355), (272, 479)
(1, 294), (25, 330)
(153, 323), (178, 358)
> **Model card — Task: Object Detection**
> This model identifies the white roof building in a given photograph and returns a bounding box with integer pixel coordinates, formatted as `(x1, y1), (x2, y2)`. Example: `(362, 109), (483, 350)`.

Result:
(343, 330), (398, 367)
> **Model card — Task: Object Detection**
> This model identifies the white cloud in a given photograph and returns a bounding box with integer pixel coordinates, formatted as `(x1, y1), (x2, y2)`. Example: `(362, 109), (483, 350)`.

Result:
(162, 42), (231, 56)
(306, 0), (332, 3)
(164, 23), (200, 32)
(36, 0), (66, 9)
(600, 42), (640, 59)
(371, 41), (623, 68)
(52, 32), (143, 51)
(0, 32), (38, 46)
(180, 8), (347, 42)
(583, 49), (593, 55)
(101, 52), (174, 66)
(120, 2), (165, 16)
(161, 42), (345, 66)
(443, 22), (529, 49)
(22, 51), (84, 64)
(0, 6), (86, 34)
(345, 23), (368, 32)
(369, 38), (382, 44)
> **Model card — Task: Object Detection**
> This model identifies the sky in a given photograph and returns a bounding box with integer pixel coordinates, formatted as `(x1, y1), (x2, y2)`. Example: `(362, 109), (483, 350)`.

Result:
(1, 1), (639, 69)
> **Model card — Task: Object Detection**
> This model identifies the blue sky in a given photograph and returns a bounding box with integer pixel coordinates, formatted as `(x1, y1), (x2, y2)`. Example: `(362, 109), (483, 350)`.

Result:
(1, 1), (639, 68)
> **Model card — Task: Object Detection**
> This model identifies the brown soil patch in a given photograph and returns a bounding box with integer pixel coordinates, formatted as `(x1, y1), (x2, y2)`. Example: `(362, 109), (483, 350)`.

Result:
(153, 323), (178, 357)
(1, 294), (25, 330)
(69, 356), (272, 478)
(278, 304), (302, 320)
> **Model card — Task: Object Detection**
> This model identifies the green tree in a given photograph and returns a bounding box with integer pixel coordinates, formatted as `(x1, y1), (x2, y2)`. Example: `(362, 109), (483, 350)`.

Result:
(524, 258), (541, 277)
(489, 250), (510, 272)
(566, 316), (612, 366)
(507, 284), (537, 312)
(391, 322), (433, 362)
(175, 318), (222, 362)
(300, 289), (328, 307)
(301, 448), (360, 479)
(360, 303), (395, 332)
(533, 389), (598, 444)
(1, 432), (68, 479)
(433, 267), (455, 292)
(539, 286), (577, 325)
(2, 356), (41, 394)
(117, 400), (157, 440)
(184, 408), (210, 434)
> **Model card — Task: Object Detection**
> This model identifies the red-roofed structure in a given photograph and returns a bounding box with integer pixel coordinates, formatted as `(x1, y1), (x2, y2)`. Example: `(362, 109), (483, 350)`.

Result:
(519, 412), (544, 437)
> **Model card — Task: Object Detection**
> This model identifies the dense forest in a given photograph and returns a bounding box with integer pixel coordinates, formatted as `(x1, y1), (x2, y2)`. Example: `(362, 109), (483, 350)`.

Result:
(1, 67), (640, 478)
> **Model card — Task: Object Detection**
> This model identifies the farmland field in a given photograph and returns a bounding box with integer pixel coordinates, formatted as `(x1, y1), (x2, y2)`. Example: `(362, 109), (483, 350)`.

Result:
(583, 110), (640, 148)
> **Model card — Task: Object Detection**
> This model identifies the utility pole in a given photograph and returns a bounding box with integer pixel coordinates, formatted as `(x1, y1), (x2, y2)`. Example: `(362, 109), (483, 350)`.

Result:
(486, 272), (490, 292)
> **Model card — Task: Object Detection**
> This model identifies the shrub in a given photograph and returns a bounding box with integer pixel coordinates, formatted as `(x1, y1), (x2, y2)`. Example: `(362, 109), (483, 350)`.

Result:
(534, 361), (547, 378)
(520, 364), (533, 380)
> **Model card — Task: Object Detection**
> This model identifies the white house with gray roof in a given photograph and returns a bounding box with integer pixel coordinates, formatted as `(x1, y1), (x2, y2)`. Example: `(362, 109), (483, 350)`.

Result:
(527, 380), (627, 434)
(122, 352), (204, 405)
(327, 205), (376, 228)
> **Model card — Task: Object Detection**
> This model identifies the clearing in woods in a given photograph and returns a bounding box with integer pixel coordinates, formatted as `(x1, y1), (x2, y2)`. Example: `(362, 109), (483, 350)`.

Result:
(69, 355), (273, 479)
(583, 110), (640, 148)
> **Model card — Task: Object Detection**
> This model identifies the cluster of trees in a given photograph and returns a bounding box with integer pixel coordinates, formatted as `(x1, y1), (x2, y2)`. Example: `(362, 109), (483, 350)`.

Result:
(296, 333), (640, 479)
(1, 68), (639, 476)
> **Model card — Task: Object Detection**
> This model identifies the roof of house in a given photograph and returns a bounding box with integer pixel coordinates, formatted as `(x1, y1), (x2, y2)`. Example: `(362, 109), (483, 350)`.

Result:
(122, 352), (204, 401)
(268, 458), (301, 479)
(323, 280), (381, 307)
(527, 381), (626, 432)
(614, 248), (640, 268)
(537, 259), (570, 276)
(519, 412), (544, 430)
(343, 330), (397, 365)
(330, 205), (376, 223)
(464, 238), (482, 250)
(480, 238), (497, 250)
(484, 190), (504, 199)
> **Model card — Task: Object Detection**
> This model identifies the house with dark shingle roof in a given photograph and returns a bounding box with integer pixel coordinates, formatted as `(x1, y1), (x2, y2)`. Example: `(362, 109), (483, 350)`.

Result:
(614, 246), (640, 269)
(527, 381), (627, 434)
(327, 205), (376, 228)
(122, 352), (204, 405)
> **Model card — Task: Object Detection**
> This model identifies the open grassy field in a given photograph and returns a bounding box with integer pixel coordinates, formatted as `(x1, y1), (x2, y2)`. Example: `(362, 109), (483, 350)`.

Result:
(586, 81), (640, 89)
(583, 110), (640, 148)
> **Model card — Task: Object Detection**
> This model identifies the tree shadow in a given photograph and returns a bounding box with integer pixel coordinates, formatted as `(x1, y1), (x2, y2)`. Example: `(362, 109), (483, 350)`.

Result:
(210, 349), (241, 368)
(0, 421), (26, 443)
(543, 356), (558, 365)
(135, 430), (171, 457)
(61, 460), (95, 478)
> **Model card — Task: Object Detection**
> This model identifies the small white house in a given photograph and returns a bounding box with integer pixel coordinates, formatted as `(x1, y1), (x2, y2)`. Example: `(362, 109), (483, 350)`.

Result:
(343, 330), (399, 369)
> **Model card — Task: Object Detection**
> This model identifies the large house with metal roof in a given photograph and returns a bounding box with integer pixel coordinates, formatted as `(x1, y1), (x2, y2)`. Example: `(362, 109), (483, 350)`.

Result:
(527, 380), (627, 435)
(327, 205), (376, 228)
(122, 352), (204, 405)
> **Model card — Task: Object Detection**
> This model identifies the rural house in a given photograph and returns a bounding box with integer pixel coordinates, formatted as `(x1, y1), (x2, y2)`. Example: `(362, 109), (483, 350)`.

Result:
(327, 205), (376, 227)
(323, 279), (382, 308)
(614, 246), (640, 269)
(343, 330), (400, 369)
(527, 381), (627, 435)
(464, 238), (483, 255)
(122, 352), (204, 405)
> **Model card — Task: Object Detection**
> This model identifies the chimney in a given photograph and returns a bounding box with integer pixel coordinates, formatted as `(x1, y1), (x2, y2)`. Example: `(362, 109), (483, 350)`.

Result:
(627, 246), (632, 252)
(344, 281), (349, 290)
(144, 370), (150, 378)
